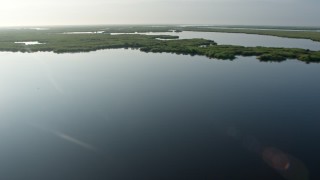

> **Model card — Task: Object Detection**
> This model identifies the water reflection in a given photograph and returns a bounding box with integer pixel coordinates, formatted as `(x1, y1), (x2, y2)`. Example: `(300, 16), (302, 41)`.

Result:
(29, 123), (98, 153)
(227, 126), (309, 180)
(0, 50), (319, 179)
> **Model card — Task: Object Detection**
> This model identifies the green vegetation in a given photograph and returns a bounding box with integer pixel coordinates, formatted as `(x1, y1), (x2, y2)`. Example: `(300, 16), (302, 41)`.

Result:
(1, 26), (320, 63)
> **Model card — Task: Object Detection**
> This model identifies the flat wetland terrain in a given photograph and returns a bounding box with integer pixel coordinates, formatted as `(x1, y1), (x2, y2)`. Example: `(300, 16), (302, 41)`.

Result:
(2, 25), (320, 180)
(1, 25), (320, 62)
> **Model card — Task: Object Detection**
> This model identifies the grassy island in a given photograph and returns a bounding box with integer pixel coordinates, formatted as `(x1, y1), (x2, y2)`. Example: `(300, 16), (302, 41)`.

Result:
(1, 26), (320, 63)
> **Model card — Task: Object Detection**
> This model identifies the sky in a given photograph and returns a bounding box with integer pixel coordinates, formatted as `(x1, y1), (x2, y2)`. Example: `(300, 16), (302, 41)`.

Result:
(0, 0), (319, 26)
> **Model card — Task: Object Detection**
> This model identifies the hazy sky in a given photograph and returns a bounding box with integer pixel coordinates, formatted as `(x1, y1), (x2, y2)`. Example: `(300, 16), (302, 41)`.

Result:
(0, 0), (319, 26)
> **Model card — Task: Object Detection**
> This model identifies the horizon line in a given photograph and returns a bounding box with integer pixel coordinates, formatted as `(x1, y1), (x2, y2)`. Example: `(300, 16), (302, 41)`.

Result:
(1, 24), (320, 28)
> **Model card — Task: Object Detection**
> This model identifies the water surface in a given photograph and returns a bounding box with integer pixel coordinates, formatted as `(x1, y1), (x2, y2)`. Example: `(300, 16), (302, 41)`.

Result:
(0, 50), (319, 180)
(62, 31), (105, 34)
(14, 41), (45, 45)
(111, 31), (320, 50)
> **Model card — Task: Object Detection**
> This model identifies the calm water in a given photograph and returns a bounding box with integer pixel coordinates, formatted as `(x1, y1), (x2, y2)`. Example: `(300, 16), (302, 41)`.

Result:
(14, 41), (45, 45)
(111, 31), (320, 51)
(0, 50), (320, 180)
